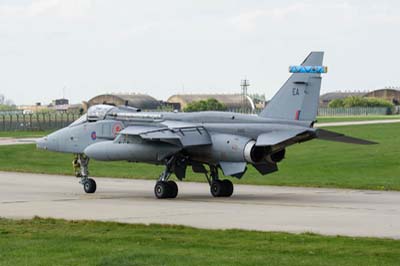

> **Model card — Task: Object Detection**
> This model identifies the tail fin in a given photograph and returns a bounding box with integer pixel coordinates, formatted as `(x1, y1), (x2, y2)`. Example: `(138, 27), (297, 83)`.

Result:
(259, 52), (325, 122)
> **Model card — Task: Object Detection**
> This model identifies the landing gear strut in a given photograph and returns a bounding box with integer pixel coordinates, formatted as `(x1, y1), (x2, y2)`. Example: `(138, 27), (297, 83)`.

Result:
(154, 157), (178, 199)
(73, 154), (96, 194)
(207, 166), (234, 197)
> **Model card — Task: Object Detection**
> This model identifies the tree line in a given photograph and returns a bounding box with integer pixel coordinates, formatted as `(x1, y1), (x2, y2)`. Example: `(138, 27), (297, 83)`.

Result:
(183, 98), (227, 112)
(328, 96), (394, 108)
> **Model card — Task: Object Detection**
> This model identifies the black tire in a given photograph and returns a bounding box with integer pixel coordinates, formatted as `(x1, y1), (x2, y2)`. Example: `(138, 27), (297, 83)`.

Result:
(154, 181), (170, 199)
(210, 180), (224, 197)
(222, 179), (234, 197)
(167, 181), (178, 198)
(83, 178), (96, 193)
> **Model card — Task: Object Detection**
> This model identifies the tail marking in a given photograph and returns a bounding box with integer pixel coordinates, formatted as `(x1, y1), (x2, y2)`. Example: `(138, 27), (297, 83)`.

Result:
(295, 110), (301, 120)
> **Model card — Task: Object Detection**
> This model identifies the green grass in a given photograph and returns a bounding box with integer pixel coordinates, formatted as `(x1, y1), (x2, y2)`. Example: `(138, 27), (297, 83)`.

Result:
(0, 217), (399, 266)
(0, 130), (52, 138)
(316, 115), (400, 123)
(0, 123), (400, 191)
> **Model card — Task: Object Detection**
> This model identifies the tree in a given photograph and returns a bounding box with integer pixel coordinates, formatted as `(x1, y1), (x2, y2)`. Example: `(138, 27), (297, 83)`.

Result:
(183, 98), (228, 112)
(328, 96), (394, 108)
(328, 98), (344, 108)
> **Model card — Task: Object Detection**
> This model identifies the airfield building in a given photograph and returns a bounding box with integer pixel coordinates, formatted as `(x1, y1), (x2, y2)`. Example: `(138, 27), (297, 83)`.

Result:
(363, 88), (400, 105)
(87, 93), (161, 110)
(319, 87), (400, 107)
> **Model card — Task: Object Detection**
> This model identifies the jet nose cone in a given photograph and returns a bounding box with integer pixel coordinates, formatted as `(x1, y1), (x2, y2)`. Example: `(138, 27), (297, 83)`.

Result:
(36, 134), (59, 152)
(36, 137), (48, 150)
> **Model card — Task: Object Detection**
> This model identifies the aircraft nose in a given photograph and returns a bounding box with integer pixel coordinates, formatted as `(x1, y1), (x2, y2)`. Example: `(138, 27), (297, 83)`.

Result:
(36, 134), (59, 151)
(36, 137), (48, 150)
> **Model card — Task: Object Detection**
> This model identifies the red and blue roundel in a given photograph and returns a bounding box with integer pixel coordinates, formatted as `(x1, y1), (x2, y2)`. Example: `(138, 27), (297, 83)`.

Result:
(91, 131), (97, 140)
(112, 122), (123, 137)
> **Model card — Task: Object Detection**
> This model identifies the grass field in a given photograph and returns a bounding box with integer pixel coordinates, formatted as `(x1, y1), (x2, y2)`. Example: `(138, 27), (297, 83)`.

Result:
(0, 123), (399, 190)
(0, 217), (399, 266)
(0, 130), (52, 138)
(316, 115), (400, 123)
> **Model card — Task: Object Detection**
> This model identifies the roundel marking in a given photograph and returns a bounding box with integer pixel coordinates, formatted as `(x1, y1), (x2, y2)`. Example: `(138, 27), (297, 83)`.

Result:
(91, 131), (97, 140)
(112, 122), (123, 137)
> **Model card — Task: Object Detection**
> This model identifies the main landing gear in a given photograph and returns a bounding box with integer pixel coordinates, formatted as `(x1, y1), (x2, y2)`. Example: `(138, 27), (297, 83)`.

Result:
(154, 157), (178, 199)
(153, 158), (234, 199)
(206, 166), (234, 197)
(73, 154), (96, 194)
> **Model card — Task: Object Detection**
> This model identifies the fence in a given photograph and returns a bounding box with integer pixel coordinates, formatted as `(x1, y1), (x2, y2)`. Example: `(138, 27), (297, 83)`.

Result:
(0, 113), (80, 131)
(317, 107), (392, 116)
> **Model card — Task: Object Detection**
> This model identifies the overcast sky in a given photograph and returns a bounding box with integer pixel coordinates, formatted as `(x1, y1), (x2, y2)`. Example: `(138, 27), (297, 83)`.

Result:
(0, 0), (399, 105)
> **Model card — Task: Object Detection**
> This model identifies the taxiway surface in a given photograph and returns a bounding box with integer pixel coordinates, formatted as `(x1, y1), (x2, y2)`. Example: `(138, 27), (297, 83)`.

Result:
(0, 137), (39, 145)
(0, 171), (399, 239)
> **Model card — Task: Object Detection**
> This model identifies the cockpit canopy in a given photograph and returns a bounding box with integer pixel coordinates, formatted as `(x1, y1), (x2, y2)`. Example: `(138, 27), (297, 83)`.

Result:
(69, 104), (142, 127)
(87, 104), (116, 121)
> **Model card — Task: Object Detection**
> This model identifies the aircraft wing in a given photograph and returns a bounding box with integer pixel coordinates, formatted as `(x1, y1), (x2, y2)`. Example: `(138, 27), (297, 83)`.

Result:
(119, 123), (212, 147)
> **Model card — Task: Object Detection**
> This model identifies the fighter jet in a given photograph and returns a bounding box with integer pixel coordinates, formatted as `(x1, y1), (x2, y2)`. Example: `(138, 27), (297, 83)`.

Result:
(37, 52), (376, 199)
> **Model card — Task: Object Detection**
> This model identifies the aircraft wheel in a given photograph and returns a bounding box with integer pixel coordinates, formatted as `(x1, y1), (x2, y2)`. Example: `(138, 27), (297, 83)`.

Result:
(83, 178), (97, 194)
(210, 180), (224, 197)
(222, 179), (234, 197)
(167, 181), (178, 198)
(155, 181), (171, 199)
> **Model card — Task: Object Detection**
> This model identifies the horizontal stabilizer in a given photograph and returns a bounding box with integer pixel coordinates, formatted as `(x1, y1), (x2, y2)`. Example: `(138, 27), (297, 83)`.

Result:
(256, 129), (307, 146)
(316, 129), (377, 145)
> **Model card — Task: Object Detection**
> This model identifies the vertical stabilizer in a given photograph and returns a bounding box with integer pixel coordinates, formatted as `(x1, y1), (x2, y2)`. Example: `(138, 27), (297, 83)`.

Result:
(259, 52), (325, 122)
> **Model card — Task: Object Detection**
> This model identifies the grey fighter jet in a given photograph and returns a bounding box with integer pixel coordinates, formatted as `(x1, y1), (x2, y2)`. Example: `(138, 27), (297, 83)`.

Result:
(37, 52), (376, 199)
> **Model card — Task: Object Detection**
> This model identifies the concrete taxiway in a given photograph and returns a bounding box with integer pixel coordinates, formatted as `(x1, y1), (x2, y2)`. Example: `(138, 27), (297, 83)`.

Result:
(0, 137), (38, 145)
(0, 171), (399, 239)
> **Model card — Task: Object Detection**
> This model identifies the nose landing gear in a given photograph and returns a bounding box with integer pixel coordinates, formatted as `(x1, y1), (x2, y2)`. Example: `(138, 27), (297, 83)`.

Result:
(83, 178), (97, 193)
(73, 154), (97, 194)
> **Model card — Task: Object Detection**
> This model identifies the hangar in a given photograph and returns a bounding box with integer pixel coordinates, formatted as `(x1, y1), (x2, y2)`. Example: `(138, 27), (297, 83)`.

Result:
(167, 94), (255, 111)
(319, 87), (400, 107)
(364, 88), (400, 105)
(87, 93), (161, 110)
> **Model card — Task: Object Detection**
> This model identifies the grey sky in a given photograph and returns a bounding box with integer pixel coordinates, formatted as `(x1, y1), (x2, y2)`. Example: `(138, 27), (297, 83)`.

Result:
(0, 0), (399, 105)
